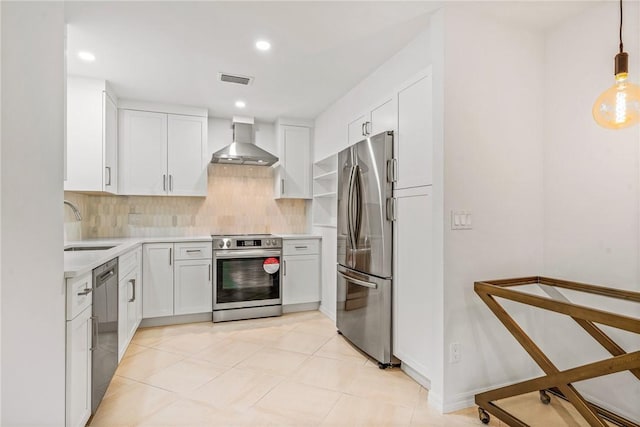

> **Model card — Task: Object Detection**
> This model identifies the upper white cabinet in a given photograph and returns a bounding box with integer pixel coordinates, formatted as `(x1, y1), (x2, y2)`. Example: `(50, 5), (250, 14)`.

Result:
(65, 76), (118, 194)
(274, 119), (312, 199)
(347, 97), (396, 146)
(396, 73), (433, 189)
(119, 103), (208, 197)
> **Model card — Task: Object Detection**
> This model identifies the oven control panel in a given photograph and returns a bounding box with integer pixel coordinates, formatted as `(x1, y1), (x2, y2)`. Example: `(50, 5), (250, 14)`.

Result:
(213, 236), (282, 250)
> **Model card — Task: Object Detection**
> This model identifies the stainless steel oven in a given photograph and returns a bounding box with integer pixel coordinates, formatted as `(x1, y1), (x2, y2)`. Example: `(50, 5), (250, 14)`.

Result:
(212, 234), (282, 322)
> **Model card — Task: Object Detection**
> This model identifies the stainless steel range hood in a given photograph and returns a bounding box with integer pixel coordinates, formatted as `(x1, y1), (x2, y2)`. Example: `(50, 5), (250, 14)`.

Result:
(210, 117), (278, 166)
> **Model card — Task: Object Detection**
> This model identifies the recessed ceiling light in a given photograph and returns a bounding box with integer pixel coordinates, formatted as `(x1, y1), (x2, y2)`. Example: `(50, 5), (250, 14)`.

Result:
(255, 40), (271, 51)
(77, 51), (96, 62)
(235, 100), (246, 109)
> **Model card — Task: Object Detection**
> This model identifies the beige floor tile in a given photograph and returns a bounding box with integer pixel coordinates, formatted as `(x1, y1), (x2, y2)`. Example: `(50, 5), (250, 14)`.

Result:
(136, 398), (218, 426)
(185, 367), (283, 411)
(102, 375), (138, 401)
(345, 365), (422, 408)
(290, 355), (362, 393)
(232, 325), (291, 344)
(253, 380), (341, 425)
(268, 330), (332, 355)
(236, 347), (310, 376)
(291, 316), (337, 338)
(191, 338), (263, 368)
(115, 347), (183, 381)
(320, 394), (414, 427)
(151, 331), (227, 356)
(140, 358), (226, 394)
(314, 334), (369, 363)
(130, 324), (193, 347)
(89, 382), (178, 427)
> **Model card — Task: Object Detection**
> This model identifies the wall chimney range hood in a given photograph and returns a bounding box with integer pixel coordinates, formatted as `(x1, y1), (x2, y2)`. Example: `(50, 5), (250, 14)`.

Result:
(210, 117), (278, 166)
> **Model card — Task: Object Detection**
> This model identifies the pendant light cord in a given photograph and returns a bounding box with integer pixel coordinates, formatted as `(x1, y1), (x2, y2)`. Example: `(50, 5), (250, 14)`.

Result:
(620, 0), (624, 53)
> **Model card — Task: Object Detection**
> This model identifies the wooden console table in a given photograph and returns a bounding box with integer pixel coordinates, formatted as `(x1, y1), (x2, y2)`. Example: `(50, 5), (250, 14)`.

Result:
(474, 276), (640, 427)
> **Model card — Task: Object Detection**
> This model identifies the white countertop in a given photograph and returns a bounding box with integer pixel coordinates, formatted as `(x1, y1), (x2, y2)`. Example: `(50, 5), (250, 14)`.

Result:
(64, 234), (320, 278)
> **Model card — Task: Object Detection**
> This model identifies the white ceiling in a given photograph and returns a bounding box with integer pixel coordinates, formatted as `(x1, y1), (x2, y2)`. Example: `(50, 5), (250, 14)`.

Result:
(66, 1), (601, 122)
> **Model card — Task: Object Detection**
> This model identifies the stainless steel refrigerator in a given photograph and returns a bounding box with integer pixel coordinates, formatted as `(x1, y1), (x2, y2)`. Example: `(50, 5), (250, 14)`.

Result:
(336, 130), (398, 368)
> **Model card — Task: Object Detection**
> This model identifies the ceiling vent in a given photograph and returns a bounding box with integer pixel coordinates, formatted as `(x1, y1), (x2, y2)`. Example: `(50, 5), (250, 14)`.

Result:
(218, 72), (253, 86)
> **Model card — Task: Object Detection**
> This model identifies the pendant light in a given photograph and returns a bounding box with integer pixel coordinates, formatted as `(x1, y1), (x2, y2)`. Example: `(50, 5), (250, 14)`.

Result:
(592, 0), (640, 129)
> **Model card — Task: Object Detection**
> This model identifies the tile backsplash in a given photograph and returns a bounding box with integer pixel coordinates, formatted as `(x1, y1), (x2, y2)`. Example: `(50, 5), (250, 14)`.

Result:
(64, 164), (308, 240)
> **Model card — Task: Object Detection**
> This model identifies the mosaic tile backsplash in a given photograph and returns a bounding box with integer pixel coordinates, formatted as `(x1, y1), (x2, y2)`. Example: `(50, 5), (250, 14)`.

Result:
(64, 164), (308, 240)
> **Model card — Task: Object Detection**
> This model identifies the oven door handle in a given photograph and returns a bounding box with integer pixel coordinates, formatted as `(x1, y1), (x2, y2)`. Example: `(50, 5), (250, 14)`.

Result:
(214, 249), (282, 259)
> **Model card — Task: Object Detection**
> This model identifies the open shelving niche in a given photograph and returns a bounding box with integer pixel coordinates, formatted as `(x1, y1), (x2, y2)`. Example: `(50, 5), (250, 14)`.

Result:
(312, 154), (338, 227)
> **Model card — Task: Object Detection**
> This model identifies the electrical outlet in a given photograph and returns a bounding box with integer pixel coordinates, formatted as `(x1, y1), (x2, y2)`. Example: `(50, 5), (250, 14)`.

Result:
(450, 342), (461, 363)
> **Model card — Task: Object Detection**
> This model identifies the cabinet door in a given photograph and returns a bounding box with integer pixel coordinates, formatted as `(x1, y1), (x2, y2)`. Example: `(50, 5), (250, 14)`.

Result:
(117, 274), (129, 362)
(103, 92), (118, 194)
(281, 126), (311, 199)
(396, 74), (433, 188)
(66, 307), (92, 427)
(370, 98), (396, 136)
(119, 110), (168, 195)
(142, 243), (174, 318)
(167, 114), (208, 196)
(126, 273), (139, 341)
(347, 114), (368, 146)
(393, 187), (433, 375)
(282, 255), (320, 305)
(135, 248), (143, 326)
(174, 259), (212, 315)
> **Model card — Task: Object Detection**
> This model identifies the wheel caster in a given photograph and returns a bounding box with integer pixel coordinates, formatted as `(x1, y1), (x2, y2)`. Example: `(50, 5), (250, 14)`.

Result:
(378, 362), (390, 369)
(539, 390), (551, 405)
(337, 330), (343, 335)
(478, 408), (490, 424)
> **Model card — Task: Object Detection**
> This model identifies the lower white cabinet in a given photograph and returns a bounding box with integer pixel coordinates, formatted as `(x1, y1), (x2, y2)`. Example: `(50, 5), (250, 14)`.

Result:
(118, 246), (143, 361)
(143, 241), (212, 318)
(65, 272), (92, 427)
(393, 186), (434, 376)
(282, 238), (321, 309)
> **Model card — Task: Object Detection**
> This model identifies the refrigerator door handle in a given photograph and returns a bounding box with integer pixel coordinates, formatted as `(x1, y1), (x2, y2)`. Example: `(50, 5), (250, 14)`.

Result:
(353, 165), (363, 242)
(338, 271), (378, 289)
(347, 165), (357, 249)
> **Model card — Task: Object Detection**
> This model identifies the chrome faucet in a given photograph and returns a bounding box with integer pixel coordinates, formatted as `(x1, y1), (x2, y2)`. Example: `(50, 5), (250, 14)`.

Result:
(64, 200), (82, 221)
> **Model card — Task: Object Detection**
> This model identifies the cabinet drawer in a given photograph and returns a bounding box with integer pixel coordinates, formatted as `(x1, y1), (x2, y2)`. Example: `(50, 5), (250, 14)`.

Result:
(66, 272), (92, 321)
(119, 245), (141, 277)
(174, 242), (211, 260)
(283, 239), (320, 256)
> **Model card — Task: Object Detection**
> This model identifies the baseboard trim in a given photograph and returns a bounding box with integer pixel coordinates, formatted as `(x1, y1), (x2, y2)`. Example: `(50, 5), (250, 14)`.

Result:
(319, 304), (336, 321)
(283, 302), (320, 313)
(401, 362), (431, 389)
(140, 312), (212, 328)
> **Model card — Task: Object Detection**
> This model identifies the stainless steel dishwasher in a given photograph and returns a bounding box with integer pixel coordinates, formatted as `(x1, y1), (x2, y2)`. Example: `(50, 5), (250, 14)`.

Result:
(91, 258), (118, 413)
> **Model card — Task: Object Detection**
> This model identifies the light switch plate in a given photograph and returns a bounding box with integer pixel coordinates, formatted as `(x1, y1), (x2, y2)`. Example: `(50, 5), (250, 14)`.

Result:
(451, 211), (472, 230)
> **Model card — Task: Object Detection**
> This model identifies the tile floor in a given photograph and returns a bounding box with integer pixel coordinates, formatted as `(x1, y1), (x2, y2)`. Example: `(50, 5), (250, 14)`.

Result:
(89, 311), (608, 426)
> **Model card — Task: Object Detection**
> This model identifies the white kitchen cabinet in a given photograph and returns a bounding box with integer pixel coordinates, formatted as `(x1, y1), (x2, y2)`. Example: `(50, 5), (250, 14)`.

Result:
(143, 241), (212, 319)
(143, 243), (174, 318)
(274, 120), (312, 199)
(312, 155), (338, 228)
(396, 73), (433, 189)
(65, 272), (92, 427)
(393, 186), (433, 377)
(118, 246), (143, 361)
(282, 238), (321, 310)
(65, 76), (118, 193)
(347, 97), (396, 146)
(119, 109), (207, 196)
(174, 259), (212, 315)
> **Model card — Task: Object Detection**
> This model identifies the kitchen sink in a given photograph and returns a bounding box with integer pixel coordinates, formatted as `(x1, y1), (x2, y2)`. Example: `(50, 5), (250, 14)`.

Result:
(64, 246), (116, 252)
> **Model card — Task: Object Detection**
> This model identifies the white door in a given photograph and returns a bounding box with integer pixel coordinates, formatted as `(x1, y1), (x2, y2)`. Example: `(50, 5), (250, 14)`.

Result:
(393, 187), (433, 376)
(142, 243), (174, 318)
(283, 255), (320, 305)
(174, 259), (212, 315)
(119, 110), (168, 195)
(396, 74), (433, 189)
(282, 126), (311, 198)
(167, 114), (207, 196)
(65, 307), (92, 427)
(126, 272), (139, 340)
(103, 92), (118, 194)
(370, 97), (396, 136)
(347, 114), (368, 146)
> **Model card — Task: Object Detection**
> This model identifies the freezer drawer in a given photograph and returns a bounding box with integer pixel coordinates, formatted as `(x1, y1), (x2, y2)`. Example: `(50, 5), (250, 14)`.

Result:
(336, 265), (394, 365)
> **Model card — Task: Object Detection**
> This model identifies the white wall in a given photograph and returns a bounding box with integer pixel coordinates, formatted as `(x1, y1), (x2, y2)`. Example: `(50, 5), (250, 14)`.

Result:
(441, 4), (546, 411)
(1, 2), (66, 425)
(543, 2), (640, 420)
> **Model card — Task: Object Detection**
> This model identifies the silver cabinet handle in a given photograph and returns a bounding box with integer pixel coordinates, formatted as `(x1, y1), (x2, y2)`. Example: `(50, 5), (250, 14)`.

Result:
(294, 246), (308, 249)
(163, 174), (167, 191)
(186, 249), (201, 253)
(387, 158), (398, 183)
(281, 179), (285, 195)
(338, 271), (377, 289)
(128, 279), (135, 302)
(169, 174), (173, 191)
(386, 197), (397, 221)
(90, 315), (98, 351)
(283, 260), (287, 276)
(105, 166), (112, 186)
(361, 122), (366, 136)
(365, 121), (371, 135)
(169, 247), (172, 266)
(209, 263), (212, 281)
(77, 287), (92, 296)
